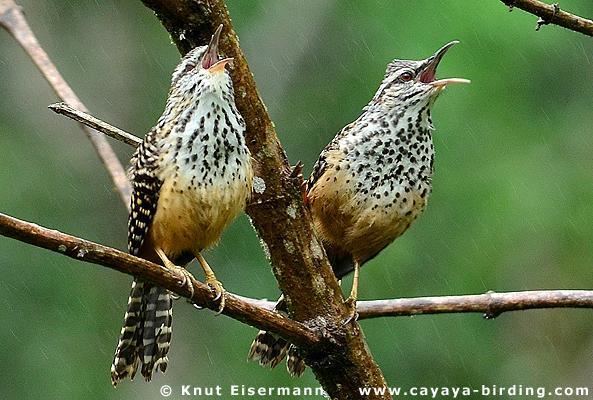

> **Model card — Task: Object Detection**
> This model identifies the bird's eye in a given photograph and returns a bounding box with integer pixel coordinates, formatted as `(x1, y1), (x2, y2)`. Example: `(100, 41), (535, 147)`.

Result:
(182, 62), (195, 74)
(400, 70), (415, 82)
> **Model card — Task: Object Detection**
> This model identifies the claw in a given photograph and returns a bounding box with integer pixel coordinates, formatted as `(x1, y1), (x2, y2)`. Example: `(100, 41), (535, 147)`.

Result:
(290, 161), (304, 179)
(342, 259), (360, 325)
(155, 247), (195, 299)
(342, 297), (359, 326)
(212, 288), (222, 302)
(173, 266), (195, 299)
(206, 277), (226, 314)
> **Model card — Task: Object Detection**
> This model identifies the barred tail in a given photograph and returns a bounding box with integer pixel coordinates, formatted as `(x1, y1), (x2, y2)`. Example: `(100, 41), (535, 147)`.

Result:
(247, 296), (306, 376)
(286, 345), (306, 377)
(248, 329), (290, 368)
(140, 284), (173, 380)
(111, 279), (173, 386)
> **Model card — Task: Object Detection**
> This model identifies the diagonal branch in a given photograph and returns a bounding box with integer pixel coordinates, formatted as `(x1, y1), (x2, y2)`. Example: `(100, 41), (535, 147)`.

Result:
(0, 212), (321, 349)
(0, 0), (131, 206)
(500, 0), (593, 36)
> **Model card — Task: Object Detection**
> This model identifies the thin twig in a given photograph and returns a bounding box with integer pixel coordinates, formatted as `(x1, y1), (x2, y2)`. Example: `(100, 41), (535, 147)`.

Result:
(237, 292), (593, 320)
(501, 0), (593, 36)
(0, 212), (321, 349)
(0, 0), (131, 205)
(356, 291), (593, 319)
(46, 105), (293, 207)
(48, 103), (142, 147)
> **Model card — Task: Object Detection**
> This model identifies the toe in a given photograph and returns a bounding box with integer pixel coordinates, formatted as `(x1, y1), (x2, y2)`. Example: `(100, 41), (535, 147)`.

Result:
(215, 294), (226, 315)
(342, 298), (359, 325)
(206, 279), (226, 313)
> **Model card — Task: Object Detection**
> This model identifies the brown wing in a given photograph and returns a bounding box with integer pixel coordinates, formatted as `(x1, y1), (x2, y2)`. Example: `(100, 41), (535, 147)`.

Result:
(127, 130), (162, 256)
(305, 121), (355, 203)
(306, 125), (358, 277)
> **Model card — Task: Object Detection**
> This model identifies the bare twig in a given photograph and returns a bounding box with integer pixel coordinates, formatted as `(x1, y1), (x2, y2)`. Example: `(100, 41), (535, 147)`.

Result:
(0, 0), (131, 205)
(501, 0), (593, 36)
(356, 291), (593, 319)
(48, 103), (142, 147)
(240, 291), (593, 319)
(0, 212), (321, 349)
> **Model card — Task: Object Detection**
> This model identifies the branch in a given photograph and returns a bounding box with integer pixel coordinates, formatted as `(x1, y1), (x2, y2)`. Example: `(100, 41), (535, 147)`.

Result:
(0, 212), (320, 349)
(236, 290), (593, 320)
(356, 291), (593, 319)
(4, 207), (593, 326)
(500, 0), (593, 36)
(0, 0), (131, 206)
(4, 205), (593, 326)
(48, 103), (142, 147)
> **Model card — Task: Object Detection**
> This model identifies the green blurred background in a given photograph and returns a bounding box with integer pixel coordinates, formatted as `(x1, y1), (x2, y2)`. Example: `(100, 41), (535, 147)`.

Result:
(1, 1), (593, 398)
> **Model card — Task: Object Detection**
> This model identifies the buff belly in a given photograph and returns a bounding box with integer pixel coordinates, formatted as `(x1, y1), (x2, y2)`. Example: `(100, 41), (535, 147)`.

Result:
(149, 177), (250, 259)
(309, 163), (427, 263)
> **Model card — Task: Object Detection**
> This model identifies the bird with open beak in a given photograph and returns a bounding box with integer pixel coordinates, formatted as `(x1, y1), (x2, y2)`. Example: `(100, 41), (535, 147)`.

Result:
(249, 41), (469, 377)
(111, 24), (253, 385)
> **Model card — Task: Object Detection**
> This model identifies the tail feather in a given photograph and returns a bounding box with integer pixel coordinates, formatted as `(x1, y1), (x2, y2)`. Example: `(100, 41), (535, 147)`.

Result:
(140, 285), (173, 380)
(248, 330), (289, 368)
(111, 279), (173, 386)
(287, 345), (306, 377)
(247, 296), (306, 375)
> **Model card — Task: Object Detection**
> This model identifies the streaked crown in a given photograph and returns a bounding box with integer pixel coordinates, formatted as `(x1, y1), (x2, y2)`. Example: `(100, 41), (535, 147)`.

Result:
(370, 41), (469, 110)
(168, 24), (234, 97)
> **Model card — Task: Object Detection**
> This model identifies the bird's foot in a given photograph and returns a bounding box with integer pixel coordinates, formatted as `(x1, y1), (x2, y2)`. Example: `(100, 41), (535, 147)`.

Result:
(342, 297), (359, 325)
(290, 161), (304, 180)
(172, 265), (195, 299)
(536, 3), (560, 30)
(205, 275), (226, 314)
(155, 247), (195, 299)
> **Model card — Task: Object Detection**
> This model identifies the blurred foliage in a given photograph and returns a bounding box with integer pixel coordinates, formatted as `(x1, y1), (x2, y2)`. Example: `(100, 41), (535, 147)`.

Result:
(1, 0), (593, 398)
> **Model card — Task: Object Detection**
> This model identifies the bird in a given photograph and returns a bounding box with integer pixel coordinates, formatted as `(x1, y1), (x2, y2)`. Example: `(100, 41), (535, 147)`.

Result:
(110, 24), (253, 385)
(248, 41), (469, 376)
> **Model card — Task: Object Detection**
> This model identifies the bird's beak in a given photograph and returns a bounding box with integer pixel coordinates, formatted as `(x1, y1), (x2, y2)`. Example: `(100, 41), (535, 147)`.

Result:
(201, 24), (228, 72)
(418, 40), (470, 88)
(208, 57), (234, 74)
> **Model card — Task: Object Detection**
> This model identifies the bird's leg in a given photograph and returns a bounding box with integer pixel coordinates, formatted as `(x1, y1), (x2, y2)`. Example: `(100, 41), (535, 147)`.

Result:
(343, 260), (360, 324)
(195, 252), (225, 313)
(155, 247), (195, 298)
